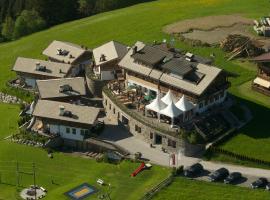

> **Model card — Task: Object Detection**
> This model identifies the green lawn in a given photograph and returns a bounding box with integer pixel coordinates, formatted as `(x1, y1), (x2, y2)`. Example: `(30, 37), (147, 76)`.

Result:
(153, 177), (270, 200)
(0, 0), (270, 198)
(213, 81), (270, 163)
(0, 104), (170, 200)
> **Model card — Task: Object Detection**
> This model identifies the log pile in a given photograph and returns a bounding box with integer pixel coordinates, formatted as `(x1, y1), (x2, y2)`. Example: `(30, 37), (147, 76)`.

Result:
(220, 34), (264, 60)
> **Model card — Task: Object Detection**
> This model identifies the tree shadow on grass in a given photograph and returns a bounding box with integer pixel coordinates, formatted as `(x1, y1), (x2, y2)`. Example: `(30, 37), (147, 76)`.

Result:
(229, 94), (270, 139)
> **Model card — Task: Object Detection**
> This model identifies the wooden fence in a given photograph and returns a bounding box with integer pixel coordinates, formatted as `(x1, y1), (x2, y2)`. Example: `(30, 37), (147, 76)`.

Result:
(140, 175), (174, 200)
(208, 146), (270, 167)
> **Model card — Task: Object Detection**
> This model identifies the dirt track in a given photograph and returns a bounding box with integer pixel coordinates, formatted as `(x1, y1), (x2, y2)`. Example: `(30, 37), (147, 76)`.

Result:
(164, 14), (253, 34)
(163, 14), (270, 47)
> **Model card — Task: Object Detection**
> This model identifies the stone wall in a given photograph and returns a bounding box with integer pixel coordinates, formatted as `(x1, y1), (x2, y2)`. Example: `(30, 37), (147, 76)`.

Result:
(102, 91), (186, 154)
(0, 92), (25, 104)
(85, 73), (104, 97)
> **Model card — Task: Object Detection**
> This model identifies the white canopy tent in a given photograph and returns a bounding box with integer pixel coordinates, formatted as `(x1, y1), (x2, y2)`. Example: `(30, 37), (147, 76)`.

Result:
(175, 95), (194, 112)
(160, 101), (183, 127)
(161, 90), (176, 105)
(145, 94), (167, 120)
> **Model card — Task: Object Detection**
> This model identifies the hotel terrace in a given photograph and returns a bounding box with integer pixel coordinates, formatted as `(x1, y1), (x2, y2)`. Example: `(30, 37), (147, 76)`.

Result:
(103, 41), (231, 152)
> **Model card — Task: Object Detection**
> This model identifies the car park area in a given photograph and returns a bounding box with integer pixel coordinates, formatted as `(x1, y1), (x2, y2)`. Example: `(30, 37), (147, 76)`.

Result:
(182, 163), (270, 190)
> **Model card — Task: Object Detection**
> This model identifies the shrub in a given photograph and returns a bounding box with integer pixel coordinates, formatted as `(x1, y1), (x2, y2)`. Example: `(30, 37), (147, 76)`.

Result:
(176, 166), (184, 175)
(171, 167), (177, 176)
(103, 153), (110, 163)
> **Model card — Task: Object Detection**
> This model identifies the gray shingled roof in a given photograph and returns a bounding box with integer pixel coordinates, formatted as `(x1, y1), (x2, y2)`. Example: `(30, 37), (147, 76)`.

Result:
(36, 77), (86, 99)
(42, 40), (89, 64)
(12, 57), (72, 78)
(33, 100), (100, 125)
(93, 41), (128, 66)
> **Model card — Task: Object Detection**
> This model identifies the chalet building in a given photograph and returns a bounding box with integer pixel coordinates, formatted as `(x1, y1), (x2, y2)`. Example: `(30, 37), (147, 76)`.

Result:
(252, 52), (270, 96)
(43, 40), (92, 75)
(32, 100), (100, 148)
(102, 41), (231, 154)
(92, 41), (128, 80)
(36, 77), (87, 102)
(12, 57), (73, 88)
(118, 41), (230, 114)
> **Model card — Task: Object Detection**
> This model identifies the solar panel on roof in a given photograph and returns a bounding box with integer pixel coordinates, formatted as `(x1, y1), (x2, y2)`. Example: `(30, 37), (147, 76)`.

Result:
(132, 45), (172, 67)
(162, 59), (194, 76)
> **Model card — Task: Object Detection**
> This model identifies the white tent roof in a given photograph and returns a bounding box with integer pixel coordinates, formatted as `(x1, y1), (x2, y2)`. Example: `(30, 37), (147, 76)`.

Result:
(145, 95), (167, 113)
(161, 90), (176, 105)
(175, 95), (194, 112)
(160, 101), (183, 118)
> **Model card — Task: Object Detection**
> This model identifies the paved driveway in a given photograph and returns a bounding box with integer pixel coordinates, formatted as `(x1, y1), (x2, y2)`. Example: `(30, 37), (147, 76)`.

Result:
(99, 117), (270, 186)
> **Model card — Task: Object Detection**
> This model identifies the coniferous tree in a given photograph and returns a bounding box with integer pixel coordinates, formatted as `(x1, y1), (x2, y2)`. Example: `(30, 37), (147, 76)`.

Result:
(1, 16), (15, 40)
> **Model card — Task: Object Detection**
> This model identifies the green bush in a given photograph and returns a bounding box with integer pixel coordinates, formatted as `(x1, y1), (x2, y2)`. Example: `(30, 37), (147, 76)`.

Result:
(171, 167), (177, 176)
(103, 153), (110, 163)
(176, 166), (184, 175)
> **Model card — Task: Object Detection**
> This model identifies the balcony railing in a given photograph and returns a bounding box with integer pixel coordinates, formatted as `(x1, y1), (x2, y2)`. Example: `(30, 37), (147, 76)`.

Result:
(103, 86), (183, 137)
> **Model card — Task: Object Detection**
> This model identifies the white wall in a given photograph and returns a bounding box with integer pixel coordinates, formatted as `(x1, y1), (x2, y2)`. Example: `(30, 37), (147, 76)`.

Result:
(48, 124), (87, 141)
(25, 77), (36, 88)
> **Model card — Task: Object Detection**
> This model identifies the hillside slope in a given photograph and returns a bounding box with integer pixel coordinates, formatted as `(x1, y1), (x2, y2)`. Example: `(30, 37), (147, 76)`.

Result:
(0, 0), (269, 90)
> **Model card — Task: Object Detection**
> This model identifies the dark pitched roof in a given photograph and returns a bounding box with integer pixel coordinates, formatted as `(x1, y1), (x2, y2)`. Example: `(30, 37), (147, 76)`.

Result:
(131, 45), (172, 67)
(162, 58), (194, 76)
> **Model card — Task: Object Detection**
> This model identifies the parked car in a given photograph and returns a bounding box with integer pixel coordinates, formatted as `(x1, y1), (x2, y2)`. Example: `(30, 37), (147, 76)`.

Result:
(184, 163), (204, 177)
(266, 183), (270, 191)
(251, 178), (268, 189)
(224, 172), (242, 184)
(208, 168), (229, 182)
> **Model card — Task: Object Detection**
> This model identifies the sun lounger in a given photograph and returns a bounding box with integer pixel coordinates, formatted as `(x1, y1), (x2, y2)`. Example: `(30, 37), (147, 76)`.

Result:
(97, 179), (104, 185)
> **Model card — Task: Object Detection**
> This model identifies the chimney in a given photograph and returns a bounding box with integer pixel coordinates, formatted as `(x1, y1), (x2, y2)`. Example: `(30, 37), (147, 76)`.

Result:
(100, 54), (106, 62)
(132, 46), (138, 55)
(36, 62), (41, 71)
(57, 48), (62, 55)
(59, 105), (65, 116)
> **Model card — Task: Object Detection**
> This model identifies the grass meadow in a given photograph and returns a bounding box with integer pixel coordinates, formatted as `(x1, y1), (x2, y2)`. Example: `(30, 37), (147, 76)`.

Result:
(0, 0), (270, 199)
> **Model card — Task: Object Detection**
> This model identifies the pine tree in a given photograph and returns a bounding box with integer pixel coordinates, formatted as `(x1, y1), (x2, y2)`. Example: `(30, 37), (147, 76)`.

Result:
(1, 16), (15, 40)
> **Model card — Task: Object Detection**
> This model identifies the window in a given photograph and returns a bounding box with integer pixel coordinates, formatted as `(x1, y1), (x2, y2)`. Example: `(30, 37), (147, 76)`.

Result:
(135, 125), (141, 133)
(113, 108), (116, 114)
(150, 132), (153, 139)
(66, 127), (70, 134)
(105, 99), (107, 105)
(220, 91), (225, 98)
(72, 128), (76, 135)
(168, 139), (176, 148)
(80, 129), (84, 136)
(109, 104), (111, 110)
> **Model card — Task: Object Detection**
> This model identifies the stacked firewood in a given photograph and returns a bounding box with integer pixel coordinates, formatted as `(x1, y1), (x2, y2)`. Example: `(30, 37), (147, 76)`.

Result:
(220, 34), (264, 60)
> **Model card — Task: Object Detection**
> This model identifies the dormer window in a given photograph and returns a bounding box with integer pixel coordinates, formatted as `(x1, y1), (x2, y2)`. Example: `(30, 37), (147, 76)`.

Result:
(100, 54), (106, 62)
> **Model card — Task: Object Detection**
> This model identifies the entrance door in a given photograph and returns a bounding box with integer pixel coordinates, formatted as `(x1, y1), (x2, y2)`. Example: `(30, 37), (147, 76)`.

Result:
(155, 134), (162, 144)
